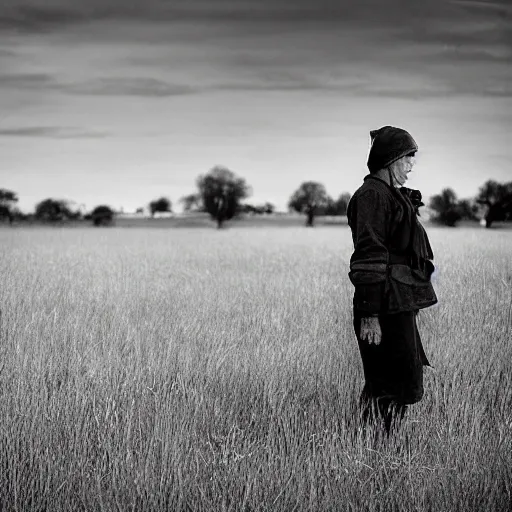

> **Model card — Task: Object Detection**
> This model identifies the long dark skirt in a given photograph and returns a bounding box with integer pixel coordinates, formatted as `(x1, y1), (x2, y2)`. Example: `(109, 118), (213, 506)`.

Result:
(353, 309), (430, 432)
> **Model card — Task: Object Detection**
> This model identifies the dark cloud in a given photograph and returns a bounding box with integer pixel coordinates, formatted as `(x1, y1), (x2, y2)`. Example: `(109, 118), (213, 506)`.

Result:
(0, 48), (16, 57)
(0, 73), (58, 89)
(449, 0), (512, 15)
(399, 17), (512, 65)
(0, 73), (194, 97)
(2, 65), (509, 102)
(214, 80), (433, 97)
(0, 4), (86, 31)
(3, 0), (508, 30)
(0, 126), (108, 138)
(1, 0), (510, 102)
(65, 77), (195, 97)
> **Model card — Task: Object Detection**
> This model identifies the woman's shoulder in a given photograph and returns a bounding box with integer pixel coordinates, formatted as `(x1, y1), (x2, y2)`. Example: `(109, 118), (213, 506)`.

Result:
(352, 177), (396, 204)
(348, 179), (396, 223)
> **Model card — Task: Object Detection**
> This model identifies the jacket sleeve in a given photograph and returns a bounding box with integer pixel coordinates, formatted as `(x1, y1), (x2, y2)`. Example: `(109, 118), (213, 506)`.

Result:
(348, 189), (390, 314)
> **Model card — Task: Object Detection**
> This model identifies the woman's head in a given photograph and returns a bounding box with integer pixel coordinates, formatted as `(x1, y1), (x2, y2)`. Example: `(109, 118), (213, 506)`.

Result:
(388, 151), (416, 187)
(367, 126), (418, 183)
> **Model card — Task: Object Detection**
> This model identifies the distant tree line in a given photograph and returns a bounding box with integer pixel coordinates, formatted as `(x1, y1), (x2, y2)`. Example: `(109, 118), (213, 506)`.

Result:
(288, 181), (351, 226)
(0, 189), (18, 224)
(429, 180), (512, 228)
(1, 174), (511, 229)
(149, 197), (172, 217)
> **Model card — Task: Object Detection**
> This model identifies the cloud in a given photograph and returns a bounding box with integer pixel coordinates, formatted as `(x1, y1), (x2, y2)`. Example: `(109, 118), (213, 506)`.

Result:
(1, 0), (510, 103)
(0, 4), (86, 32)
(0, 48), (16, 57)
(0, 126), (108, 138)
(0, 73), (58, 89)
(0, 1), (305, 32)
(2, 63), (507, 102)
(449, 1), (512, 14)
(213, 81), (449, 97)
(65, 77), (195, 97)
(1, 0), (496, 31)
(0, 72), (195, 97)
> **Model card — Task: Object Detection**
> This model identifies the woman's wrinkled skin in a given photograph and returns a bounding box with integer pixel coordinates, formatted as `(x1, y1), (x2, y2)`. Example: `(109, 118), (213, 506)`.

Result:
(387, 154), (416, 187)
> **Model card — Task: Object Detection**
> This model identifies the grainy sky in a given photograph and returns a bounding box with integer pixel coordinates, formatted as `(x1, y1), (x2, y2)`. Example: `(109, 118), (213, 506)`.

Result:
(1, 0), (511, 212)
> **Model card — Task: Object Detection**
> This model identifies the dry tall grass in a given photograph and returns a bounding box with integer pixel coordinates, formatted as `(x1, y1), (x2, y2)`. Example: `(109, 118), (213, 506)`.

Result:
(1, 226), (511, 511)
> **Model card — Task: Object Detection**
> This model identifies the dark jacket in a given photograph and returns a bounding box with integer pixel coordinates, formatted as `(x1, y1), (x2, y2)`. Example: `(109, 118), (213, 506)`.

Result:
(347, 175), (437, 315)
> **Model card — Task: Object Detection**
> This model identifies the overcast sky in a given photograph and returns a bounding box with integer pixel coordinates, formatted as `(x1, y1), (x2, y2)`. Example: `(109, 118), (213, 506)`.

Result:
(1, 0), (511, 212)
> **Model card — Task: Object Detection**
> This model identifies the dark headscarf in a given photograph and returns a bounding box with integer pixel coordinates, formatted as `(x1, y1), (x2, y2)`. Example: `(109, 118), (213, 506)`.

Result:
(367, 126), (418, 174)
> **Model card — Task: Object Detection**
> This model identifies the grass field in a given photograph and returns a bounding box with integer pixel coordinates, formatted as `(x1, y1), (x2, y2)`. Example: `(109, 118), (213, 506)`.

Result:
(1, 224), (511, 511)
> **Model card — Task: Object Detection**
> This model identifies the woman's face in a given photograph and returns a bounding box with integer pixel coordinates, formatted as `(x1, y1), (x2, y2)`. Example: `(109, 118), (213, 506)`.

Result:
(389, 153), (416, 187)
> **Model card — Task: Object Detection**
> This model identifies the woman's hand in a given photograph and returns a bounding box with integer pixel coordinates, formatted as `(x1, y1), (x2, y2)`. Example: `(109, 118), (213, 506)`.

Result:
(360, 316), (382, 345)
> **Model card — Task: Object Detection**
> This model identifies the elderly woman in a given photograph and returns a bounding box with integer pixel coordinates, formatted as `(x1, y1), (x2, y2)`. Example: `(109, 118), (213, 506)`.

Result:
(347, 125), (438, 435)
